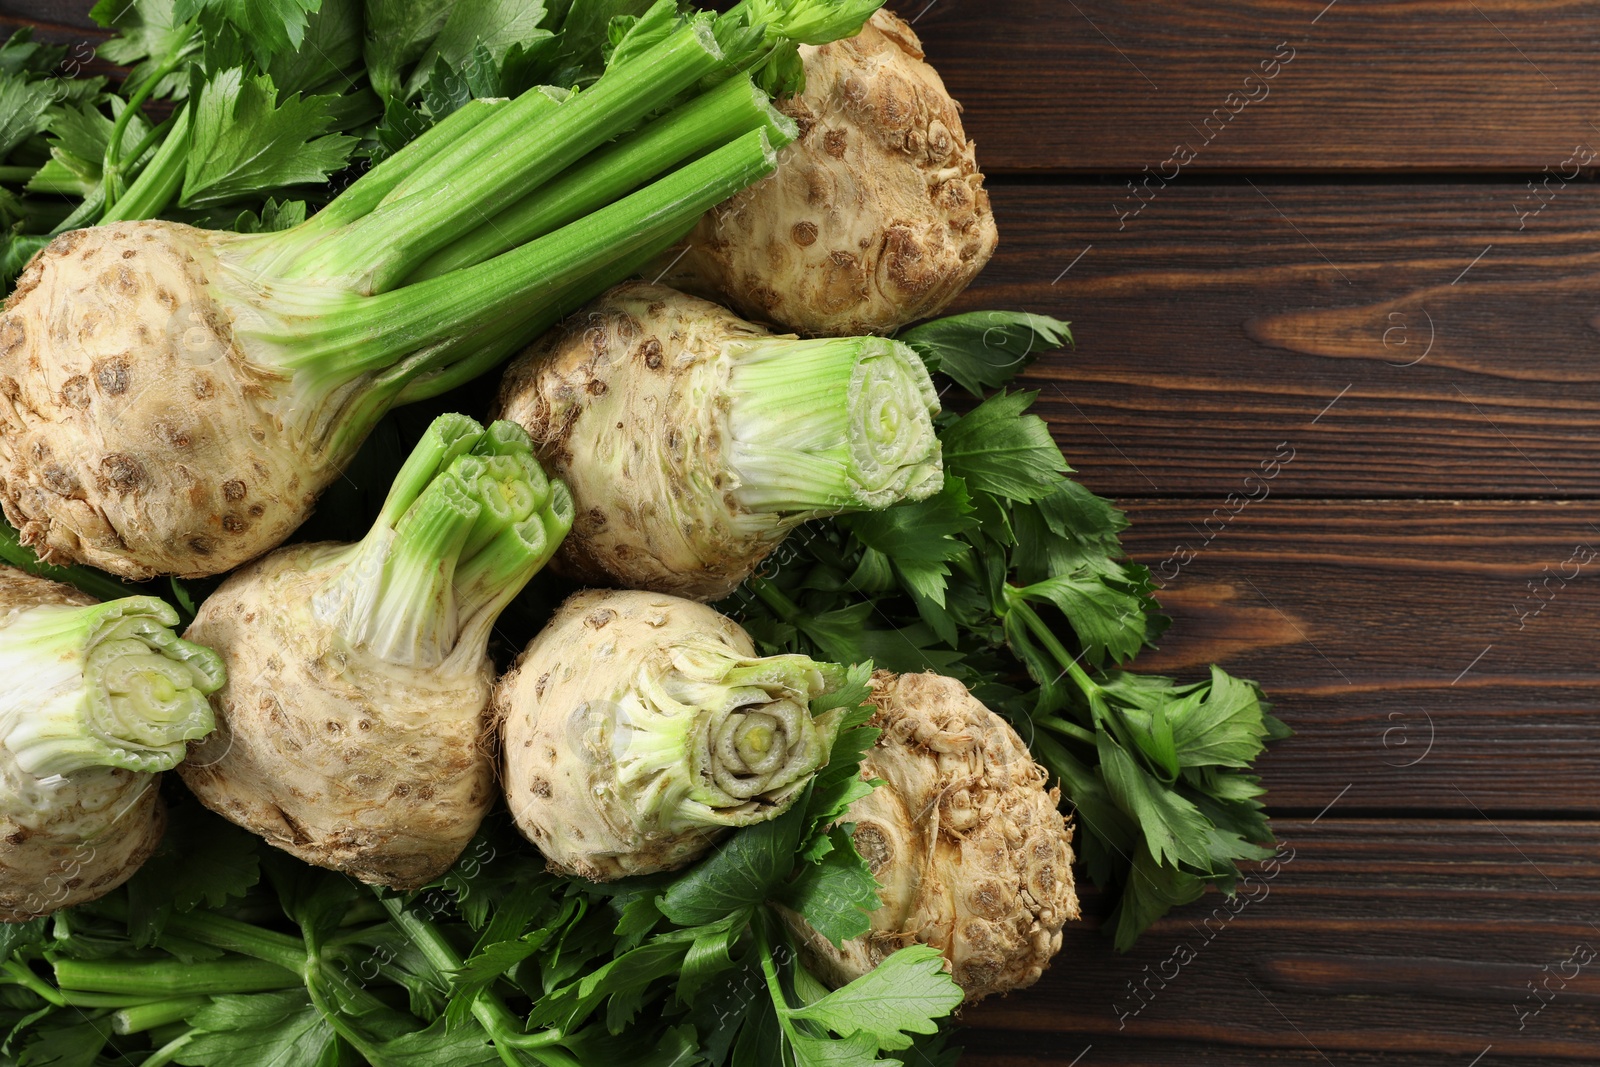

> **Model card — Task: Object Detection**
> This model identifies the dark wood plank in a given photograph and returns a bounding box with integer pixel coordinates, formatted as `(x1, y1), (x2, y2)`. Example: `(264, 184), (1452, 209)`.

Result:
(909, 0), (1600, 174)
(1115, 498), (1600, 814)
(948, 181), (1600, 499)
(0, 3), (105, 47)
(23, 0), (1600, 174)
(963, 819), (1600, 1063)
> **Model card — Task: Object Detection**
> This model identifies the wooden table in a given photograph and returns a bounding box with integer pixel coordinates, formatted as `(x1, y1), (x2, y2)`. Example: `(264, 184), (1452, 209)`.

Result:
(6, 2), (1599, 1062)
(908, 2), (1600, 1063)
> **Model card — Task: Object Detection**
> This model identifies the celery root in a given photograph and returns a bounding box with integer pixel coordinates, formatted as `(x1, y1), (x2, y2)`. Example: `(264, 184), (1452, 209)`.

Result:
(179, 415), (571, 889)
(786, 670), (1079, 1002)
(494, 282), (941, 600)
(0, 12), (788, 579)
(0, 567), (222, 919)
(496, 589), (848, 880)
(657, 10), (998, 335)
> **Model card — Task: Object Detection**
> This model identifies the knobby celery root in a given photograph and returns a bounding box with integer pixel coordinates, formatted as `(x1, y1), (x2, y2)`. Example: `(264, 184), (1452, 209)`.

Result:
(496, 589), (850, 880)
(0, 567), (222, 920)
(494, 281), (941, 600)
(0, 10), (799, 580)
(179, 415), (571, 889)
(787, 670), (1079, 1002)
(656, 9), (997, 336)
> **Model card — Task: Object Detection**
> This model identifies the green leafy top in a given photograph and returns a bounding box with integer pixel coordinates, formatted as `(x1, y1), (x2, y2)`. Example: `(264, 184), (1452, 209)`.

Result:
(725, 310), (1288, 950)
(181, 67), (358, 207)
(0, 660), (957, 1067)
(0, 3), (1285, 1059)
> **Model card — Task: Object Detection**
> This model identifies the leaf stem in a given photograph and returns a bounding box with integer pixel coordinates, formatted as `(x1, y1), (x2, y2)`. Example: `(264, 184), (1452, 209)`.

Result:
(102, 45), (189, 211)
(265, 131), (775, 465)
(1036, 715), (1098, 747)
(1006, 591), (1102, 699)
(2, 959), (63, 1005)
(53, 957), (300, 997)
(141, 1031), (195, 1067)
(377, 894), (555, 1067)
(120, 112), (174, 174)
(748, 575), (803, 622)
(754, 913), (810, 1051)
(408, 74), (791, 282)
(101, 104), (191, 224)
(158, 909), (311, 974)
(307, 96), (517, 232)
(294, 19), (728, 290)
(388, 241), (663, 406)
(302, 965), (387, 1065)
(112, 996), (209, 1034)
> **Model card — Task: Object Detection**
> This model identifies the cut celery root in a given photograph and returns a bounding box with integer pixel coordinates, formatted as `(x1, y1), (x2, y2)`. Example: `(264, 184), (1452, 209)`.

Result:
(494, 282), (942, 600)
(179, 416), (571, 889)
(496, 589), (847, 881)
(0, 13), (789, 580)
(0, 567), (222, 920)
(656, 9), (998, 336)
(785, 671), (1079, 1002)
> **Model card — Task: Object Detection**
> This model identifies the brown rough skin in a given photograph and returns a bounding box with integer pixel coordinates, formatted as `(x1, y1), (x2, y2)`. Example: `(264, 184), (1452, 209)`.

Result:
(178, 545), (496, 889)
(789, 671), (1079, 1003)
(0, 568), (165, 920)
(0, 223), (339, 579)
(656, 9), (998, 336)
(495, 282), (785, 600)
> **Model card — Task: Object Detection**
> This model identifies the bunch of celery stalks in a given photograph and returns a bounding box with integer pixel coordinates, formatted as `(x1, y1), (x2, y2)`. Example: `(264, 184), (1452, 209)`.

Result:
(0, 1), (1286, 1064)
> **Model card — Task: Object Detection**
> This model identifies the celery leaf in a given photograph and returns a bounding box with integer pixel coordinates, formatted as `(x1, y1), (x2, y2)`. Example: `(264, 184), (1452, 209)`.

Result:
(91, 0), (201, 100)
(0, 72), (55, 161)
(1011, 567), (1151, 666)
(900, 310), (1071, 397)
(659, 803), (808, 926)
(723, 378), (1287, 950)
(785, 945), (962, 1053)
(1108, 843), (1207, 952)
(179, 991), (338, 1067)
(777, 827), (879, 946)
(365, 0), (454, 100)
(174, 0), (321, 67)
(266, 0), (364, 96)
(182, 68), (357, 207)
(939, 391), (1071, 503)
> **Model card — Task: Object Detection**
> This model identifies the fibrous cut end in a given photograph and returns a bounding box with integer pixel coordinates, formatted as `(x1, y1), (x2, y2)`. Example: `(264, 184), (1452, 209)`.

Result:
(493, 282), (787, 600)
(794, 670), (1079, 1003)
(494, 281), (944, 602)
(497, 589), (845, 880)
(655, 9), (999, 336)
(0, 567), (173, 918)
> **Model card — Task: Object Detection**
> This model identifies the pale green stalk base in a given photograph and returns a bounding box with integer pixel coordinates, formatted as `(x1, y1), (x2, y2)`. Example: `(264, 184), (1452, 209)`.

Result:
(408, 76), (795, 282)
(112, 997), (210, 1035)
(312, 416), (572, 668)
(726, 336), (943, 514)
(619, 642), (846, 831)
(0, 596), (222, 776)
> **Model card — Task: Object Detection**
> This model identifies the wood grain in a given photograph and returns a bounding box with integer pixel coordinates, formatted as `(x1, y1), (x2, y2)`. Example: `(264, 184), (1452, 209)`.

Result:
(945, 181), (1600, 500)
(22, 0), (1600, 174)
(908, 0), (1600, 174)
(6, 3), (1600, 1064)
(962, 819), (1600, 1062)
(0, 2), (102, 45)
(1113, 499), (1600, 814)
